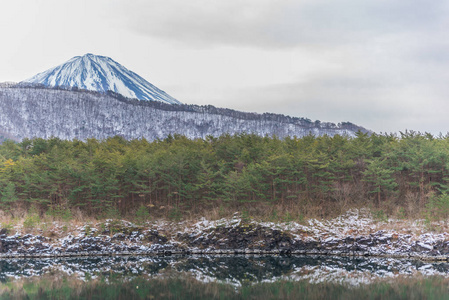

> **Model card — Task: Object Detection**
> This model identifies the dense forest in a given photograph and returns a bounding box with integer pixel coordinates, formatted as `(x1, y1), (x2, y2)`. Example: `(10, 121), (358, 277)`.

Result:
(0, 131), (448, 220)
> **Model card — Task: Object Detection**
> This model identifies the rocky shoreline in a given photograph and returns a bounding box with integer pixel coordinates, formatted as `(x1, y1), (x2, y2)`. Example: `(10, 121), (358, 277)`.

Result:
(1, 210), (449, 261)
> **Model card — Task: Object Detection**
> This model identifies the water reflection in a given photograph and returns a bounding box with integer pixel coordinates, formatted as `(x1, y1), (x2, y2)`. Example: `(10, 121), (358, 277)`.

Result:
(0, 255), (448, 286)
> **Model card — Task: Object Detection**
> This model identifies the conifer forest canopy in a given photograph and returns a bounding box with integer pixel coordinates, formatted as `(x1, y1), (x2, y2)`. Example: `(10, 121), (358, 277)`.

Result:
(1, 132), (448, 218)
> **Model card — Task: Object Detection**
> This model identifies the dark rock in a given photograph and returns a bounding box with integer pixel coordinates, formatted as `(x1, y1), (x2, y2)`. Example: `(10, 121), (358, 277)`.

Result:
(357, 237), (374, 246)
(280, 249), (292, 256)
(434, 241), (449, 255)
(345, 236), (355, 244)
(411, 242), (433, 253)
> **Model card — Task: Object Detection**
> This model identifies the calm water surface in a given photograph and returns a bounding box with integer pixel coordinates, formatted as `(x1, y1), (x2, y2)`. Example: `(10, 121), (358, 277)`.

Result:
(1, 255), (449, 299)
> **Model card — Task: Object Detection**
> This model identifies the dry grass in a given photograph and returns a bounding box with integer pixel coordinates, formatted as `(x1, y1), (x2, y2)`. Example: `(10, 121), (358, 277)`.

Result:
(1, 193), (449, 237)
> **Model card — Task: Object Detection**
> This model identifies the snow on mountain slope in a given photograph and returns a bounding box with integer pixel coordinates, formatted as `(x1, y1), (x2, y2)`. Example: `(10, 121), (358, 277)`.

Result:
(0, 86), (370, 142)
(22, 53), (181, 105)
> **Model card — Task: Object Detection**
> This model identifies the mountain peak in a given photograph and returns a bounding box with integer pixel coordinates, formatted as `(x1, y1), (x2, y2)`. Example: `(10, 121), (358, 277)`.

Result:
(79, 53), (107, 60)
(22, 54), (181, 104)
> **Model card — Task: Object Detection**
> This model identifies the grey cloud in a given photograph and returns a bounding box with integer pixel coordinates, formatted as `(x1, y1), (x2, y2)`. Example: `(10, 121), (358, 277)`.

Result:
(107, 0), (449, 134)
(412, 42), (449, 64)
(274, 0), (447, 45)
(202, 70), (449, 134)
(118, 0), (285, 47)
(117, 0), (448, 48)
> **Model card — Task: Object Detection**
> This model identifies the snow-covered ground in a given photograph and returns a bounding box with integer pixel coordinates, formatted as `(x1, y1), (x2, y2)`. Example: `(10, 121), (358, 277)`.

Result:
(1, 209), (448, 260)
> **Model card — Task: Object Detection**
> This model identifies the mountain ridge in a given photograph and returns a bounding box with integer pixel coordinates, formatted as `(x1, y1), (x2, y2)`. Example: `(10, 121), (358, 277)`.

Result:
(0, 84), (369, 142)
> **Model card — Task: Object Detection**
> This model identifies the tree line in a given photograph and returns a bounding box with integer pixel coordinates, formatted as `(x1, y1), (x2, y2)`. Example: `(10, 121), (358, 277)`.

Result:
(0, 131), (448, 218)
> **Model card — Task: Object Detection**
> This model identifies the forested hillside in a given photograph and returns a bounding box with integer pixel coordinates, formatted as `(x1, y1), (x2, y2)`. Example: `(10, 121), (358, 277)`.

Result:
(0, 131), (448, 219)
(0, 84), (368, 141)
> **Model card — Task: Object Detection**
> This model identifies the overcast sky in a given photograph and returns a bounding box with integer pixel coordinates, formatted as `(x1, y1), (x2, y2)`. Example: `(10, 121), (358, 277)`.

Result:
(1, 0), (448, 134)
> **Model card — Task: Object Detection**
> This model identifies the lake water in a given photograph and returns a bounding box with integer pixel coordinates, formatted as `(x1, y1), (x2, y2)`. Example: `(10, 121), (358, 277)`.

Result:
(1, 255), (449, 299)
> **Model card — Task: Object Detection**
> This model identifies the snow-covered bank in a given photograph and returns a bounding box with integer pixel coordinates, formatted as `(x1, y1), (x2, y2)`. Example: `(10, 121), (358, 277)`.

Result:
(1, 209), (449, 261)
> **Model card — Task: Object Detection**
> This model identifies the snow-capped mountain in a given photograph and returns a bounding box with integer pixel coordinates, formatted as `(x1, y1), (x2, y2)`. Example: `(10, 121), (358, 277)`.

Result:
(22, 53), (181, 104)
